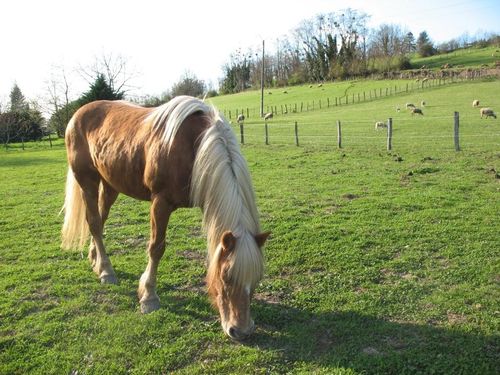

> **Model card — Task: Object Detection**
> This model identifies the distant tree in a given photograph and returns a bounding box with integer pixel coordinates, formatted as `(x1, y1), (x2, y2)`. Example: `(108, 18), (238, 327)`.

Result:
(45, 66), (73, 138)
(417, 31), (435, 57)
(9, 84), (27, 112)
(48, 100), (80, 138)
(78, 53), (136, 98)
(369, 24), (406, 57)
(0, 108), (44, 147)
(220, 50), (252, 94)
(403, 32), (416, 54)
(170, 73), (206, 98)
(78, 73), (124, 105)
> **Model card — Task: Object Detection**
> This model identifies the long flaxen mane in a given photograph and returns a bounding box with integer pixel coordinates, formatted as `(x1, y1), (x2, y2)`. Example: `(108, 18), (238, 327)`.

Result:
(148, 96), (264, 293)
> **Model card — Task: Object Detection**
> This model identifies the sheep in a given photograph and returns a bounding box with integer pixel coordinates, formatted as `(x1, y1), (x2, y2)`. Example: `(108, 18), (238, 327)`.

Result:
(406, 103), (416, 109)
(421, 100), (426, 107)
(411, 108), (424, 116)
(375, 121), (387, 130)
(472, 99), (480, 107)
(264, 112), (273, 120)
(480, 108), (497, 119)
(237, 114), (245, 124)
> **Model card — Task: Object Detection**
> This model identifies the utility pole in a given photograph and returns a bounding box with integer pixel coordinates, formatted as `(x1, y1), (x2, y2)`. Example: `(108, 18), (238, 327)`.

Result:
(260, 39), (265, 118)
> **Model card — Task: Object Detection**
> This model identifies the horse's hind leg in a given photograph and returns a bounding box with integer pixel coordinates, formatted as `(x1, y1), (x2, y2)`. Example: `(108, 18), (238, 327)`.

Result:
(77, 172), (118, 284)
(88, 181), (118, 273)
(138, 195), (173, 313)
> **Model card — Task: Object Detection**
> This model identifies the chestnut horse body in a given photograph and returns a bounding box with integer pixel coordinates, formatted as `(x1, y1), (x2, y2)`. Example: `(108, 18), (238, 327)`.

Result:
(61, 96), (268, 340)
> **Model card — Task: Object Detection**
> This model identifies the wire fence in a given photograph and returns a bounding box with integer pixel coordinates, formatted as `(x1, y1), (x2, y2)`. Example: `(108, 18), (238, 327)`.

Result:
(219, 74), (496, 121)
(234, 112), (500, 152)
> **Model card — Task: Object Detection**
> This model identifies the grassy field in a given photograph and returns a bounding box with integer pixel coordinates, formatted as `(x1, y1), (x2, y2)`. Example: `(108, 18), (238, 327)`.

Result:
(411, 46), (500, 70)
(1, 79), (499, 374)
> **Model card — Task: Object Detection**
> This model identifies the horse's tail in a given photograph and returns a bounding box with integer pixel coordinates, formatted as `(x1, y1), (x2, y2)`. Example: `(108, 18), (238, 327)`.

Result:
(61, 167), (89, 250)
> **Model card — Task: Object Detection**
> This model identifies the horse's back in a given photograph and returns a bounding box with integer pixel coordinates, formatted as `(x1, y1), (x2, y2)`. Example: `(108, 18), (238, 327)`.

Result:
(65, 101), (153, 200)
(65, 99), (211, 206)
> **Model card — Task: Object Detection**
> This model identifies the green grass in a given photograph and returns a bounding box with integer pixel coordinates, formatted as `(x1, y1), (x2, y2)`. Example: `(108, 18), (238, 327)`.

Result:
(411, 46), (500, 69)
(1, 79), (499, 374)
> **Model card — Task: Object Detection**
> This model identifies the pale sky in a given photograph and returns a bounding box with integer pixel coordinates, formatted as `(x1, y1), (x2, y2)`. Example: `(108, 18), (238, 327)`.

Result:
(1, 0), (499, 107)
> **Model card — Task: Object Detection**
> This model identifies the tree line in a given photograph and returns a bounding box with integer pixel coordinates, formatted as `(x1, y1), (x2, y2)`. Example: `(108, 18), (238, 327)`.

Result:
(219, 9), (499, 94)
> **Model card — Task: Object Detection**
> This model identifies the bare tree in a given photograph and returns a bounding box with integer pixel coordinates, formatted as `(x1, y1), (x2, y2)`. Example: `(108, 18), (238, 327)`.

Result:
(45, 66), (73, 137)
(78, 52), (137, 96)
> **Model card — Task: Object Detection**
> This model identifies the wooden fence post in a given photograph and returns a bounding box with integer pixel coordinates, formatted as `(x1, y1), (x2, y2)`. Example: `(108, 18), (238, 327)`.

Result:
(387, 118), (393, 151)
(454, 111), (460, 151)
(337, 120), (342, 149)
(265, 122), (269, 145)
(294, 121), (299, 146)
(240, 123), (244, 145)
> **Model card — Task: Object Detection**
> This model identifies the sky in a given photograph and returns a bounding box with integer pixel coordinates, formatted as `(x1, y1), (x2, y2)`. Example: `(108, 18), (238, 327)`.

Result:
(1, 0), (499, 108)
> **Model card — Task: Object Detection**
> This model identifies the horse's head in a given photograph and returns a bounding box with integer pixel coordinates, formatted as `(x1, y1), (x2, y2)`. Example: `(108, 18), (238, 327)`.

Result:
(207, 230), (270, 341)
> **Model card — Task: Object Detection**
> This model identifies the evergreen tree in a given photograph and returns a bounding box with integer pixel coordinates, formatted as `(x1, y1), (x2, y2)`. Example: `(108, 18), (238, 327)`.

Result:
(9, 83), (27, 112)
(417, 31), (435, 57)
(78, 74), (124, 106)
(404, 32), (416, 54)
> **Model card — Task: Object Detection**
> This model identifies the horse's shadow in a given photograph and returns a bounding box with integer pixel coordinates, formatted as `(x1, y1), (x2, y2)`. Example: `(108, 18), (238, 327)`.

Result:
(108, 270), (498, 373)
(243, 300), (498, 374)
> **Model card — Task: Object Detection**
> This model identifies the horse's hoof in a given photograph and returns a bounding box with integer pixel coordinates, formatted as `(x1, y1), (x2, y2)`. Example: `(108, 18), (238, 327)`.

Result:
(140, 299), (160, 314)
(100, 274), (118, 284)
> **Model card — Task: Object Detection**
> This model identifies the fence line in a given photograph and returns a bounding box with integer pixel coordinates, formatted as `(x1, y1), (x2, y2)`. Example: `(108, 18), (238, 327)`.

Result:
(236, 111), (500, 151)
(220, 74), (494, 120)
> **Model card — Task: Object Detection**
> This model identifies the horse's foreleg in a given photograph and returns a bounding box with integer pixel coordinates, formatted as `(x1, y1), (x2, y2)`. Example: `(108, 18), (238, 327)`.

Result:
(88, 181), (118, 269)
(138, 195), (173, 313)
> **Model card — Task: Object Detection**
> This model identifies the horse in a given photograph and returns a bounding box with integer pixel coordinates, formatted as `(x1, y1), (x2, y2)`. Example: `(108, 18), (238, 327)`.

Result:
(61, 96), (270, 340)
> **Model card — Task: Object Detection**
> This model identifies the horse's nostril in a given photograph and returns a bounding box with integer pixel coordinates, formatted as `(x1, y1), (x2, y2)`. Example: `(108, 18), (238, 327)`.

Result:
(228, 326), (237, 338)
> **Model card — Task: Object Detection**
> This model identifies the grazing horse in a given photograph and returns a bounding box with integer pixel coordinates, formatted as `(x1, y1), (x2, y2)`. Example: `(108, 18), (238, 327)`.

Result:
(61, 96), (269, 340)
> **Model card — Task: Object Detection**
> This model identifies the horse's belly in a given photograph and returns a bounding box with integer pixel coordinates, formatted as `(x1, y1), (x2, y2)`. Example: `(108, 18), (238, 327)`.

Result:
(92, 149), (151, 201)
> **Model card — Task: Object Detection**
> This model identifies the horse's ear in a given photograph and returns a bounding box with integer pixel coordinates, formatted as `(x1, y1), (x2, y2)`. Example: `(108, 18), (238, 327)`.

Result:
(221, 231), (236, 255)
(255, 231), (271, 247)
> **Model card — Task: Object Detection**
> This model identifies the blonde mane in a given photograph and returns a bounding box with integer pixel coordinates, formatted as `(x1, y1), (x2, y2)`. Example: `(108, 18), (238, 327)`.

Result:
(190, 113), (263, 291)
(145, 95), (211, 149)
(144, 95), (263, 290)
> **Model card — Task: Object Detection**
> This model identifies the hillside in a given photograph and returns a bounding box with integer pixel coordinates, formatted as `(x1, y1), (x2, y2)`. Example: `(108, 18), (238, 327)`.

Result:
(208, 46), (499, 119)
(411, 46), (500, 69)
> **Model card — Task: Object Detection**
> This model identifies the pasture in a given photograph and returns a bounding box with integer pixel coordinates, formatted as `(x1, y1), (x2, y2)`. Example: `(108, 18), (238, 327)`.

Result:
(1, 79), (499, 374)
(411, 46), (500, 70)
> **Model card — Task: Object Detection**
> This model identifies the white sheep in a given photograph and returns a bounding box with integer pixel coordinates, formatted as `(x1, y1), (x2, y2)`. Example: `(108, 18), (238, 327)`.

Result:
(375, 121), (387, 130)
(406, 103), (416, 109)
(472, 99), (480, 107)
(237, 114), (245, 124)
(411, 108), (424, 116)
(480, 108), (497, 119)
(264, 112), (273, 120)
